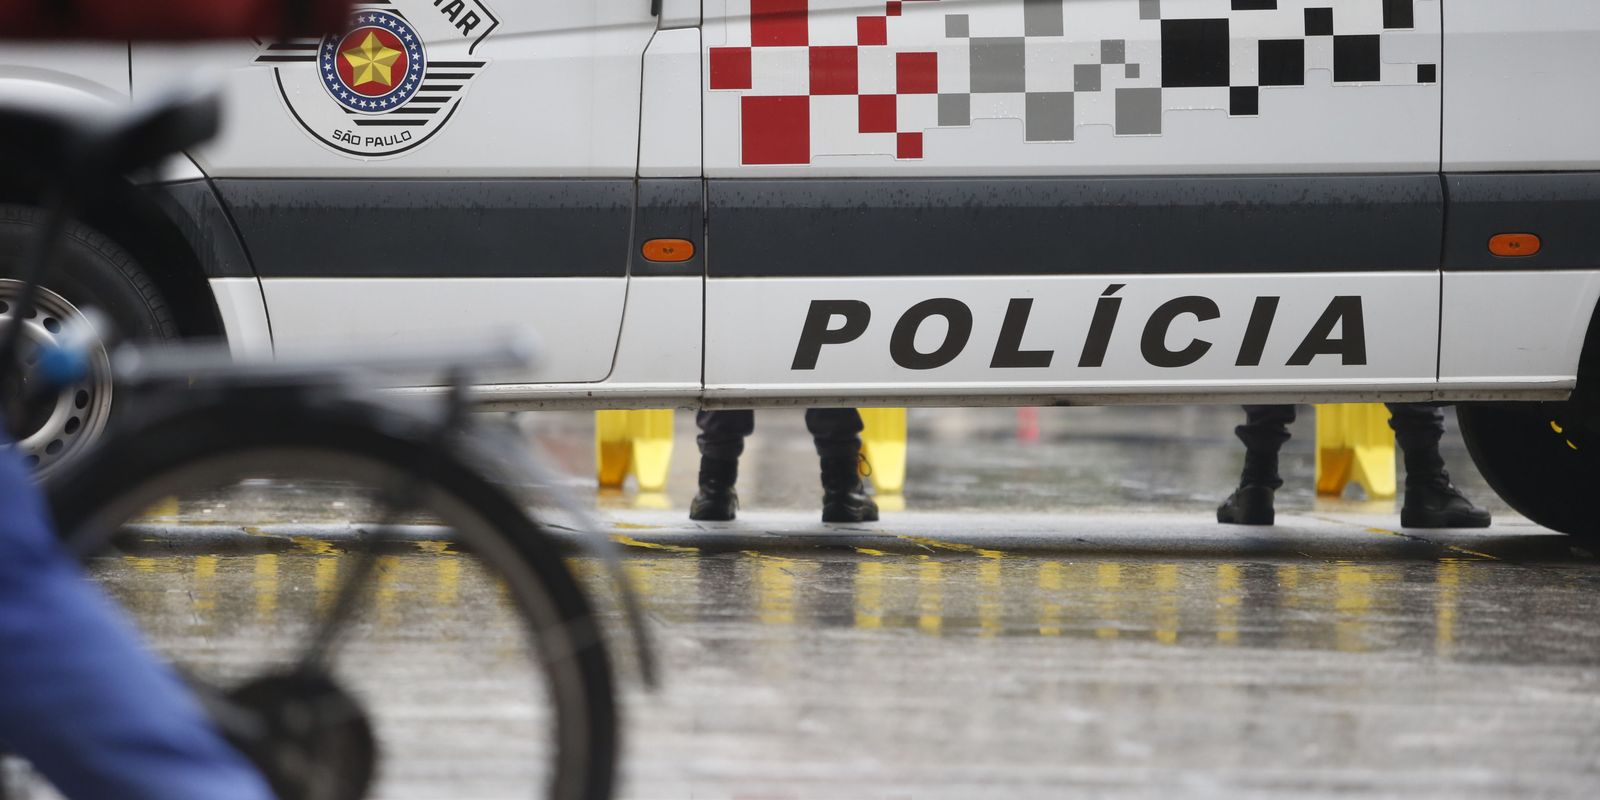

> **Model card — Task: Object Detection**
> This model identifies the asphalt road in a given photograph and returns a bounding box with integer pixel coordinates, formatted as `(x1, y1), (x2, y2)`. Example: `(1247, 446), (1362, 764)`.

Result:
(8, 406), (1600, 799)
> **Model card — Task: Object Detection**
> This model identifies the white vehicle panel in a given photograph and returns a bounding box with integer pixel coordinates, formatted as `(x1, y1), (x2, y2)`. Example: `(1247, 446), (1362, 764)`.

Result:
(659, 0), (704, 30)
(260, 277), (626, 383)
(208, 277), (275, 358)
(1438, 270), (1600, 391)
(640, 27), (705, 177)
(131, 1), (656, 176)
(0, 43), (128, 103)
(705, 273), (1440, 399)
(1442, 2), (1600, 172)
(472, 276), (704, 408)
(602, 276), (703, 388)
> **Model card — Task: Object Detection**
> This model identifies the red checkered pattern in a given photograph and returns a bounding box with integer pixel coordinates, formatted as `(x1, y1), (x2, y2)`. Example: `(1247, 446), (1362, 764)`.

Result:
(709, 0), (945, 165)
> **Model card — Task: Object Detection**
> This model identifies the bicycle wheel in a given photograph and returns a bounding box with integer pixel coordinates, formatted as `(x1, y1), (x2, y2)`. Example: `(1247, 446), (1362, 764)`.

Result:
(47, 395), (617, 800)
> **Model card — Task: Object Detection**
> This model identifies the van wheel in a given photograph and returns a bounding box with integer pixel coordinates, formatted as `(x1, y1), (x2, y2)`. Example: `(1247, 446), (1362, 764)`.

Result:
(0, 204), (179, 477)
(1456, 401), (1598, 538)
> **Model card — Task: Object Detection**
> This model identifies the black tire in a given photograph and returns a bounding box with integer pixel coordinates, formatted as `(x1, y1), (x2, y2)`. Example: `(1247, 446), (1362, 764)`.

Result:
(47, 395), (618, 800)
(1457, 401), (1600, 538)
(0, 203), (177, 342)
(0, 203), (179, 475)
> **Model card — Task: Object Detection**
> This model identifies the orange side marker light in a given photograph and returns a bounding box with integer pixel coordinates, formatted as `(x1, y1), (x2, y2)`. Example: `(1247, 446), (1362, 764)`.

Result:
(642, 238), (695, 263)
(1488, 233), (1541, 258)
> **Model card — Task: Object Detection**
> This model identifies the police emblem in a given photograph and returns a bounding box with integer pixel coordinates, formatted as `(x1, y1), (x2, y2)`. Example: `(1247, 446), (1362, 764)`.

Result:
(320, 10), (425, 113)
(255, 1), (497, 158)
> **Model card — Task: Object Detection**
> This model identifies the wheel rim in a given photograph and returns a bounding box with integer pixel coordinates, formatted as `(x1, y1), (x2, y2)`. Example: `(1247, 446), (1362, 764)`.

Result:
(0, 278), (114, 477)
(69, 447), (607, 799)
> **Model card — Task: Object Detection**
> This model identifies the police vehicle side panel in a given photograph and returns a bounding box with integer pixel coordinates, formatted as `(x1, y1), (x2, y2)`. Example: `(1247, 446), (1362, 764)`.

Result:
(1434, 3), (1600, 396)
(700, 0), (1456, 405)
(130, 2), (660, 385)
(478, 23), (708, 409)
(0, 44), (128, 113)
(587, 24), (708, 408)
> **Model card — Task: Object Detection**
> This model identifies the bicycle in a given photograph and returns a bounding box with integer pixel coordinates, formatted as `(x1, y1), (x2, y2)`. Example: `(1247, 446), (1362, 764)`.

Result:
(1, 92), (650, 800)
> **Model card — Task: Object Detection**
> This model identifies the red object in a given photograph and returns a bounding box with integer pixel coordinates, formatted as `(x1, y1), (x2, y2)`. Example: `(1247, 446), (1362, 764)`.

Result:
(886, 1), (902, 17)
(858, 95), (896, 133)
(742, 95), (809, 165)
(856, 15), (887, 46)
(751, 0), (807, 47)
(809, 46), (858, 95)
(896, 131), (922, 159)
(0, 0), (351, 39)
(897, 52), (938, 94)
(1016, 407), (1041, 444)
(709, 47), (753, 90)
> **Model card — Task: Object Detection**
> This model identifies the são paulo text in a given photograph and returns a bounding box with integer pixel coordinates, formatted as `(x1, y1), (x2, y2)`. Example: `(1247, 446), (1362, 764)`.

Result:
(330, 129), (414, 148)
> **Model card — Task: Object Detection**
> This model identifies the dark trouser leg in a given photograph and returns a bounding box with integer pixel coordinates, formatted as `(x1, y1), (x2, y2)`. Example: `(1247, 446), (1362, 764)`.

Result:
(804, 408), (864, 460)
(806, 408), (878, 522)
(691, 410), (751, 521)
(695, 410), (754, 461)
(1236, 404), (1296, 489)
(1386, 403), (1490, 528)
(1385, 403), (1445, 485)
(1219, 405), (1293, 524)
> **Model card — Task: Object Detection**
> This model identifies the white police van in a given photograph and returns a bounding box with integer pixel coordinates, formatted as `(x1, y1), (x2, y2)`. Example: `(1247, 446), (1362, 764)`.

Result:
(2, 0), (1598, 535)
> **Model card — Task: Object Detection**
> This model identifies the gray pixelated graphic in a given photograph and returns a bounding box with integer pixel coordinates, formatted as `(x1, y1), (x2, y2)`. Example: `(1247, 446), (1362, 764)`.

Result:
(971, 37), (1026, 94)
(1115, 87), (1163, 135)
(938, 93), (971, 126)
(1024, 0), (1065, 37)
(935, 0), (1431, 139)
(1025, 92), (1075, 142)
(1075, 63), (1102, 92)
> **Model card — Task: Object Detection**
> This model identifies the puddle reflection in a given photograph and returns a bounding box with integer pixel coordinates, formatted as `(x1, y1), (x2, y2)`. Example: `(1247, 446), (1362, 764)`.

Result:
(92, 541), (1594, 666)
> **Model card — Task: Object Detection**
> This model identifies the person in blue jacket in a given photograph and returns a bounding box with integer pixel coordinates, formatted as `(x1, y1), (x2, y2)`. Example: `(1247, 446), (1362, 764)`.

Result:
(0, 435), (274, 800)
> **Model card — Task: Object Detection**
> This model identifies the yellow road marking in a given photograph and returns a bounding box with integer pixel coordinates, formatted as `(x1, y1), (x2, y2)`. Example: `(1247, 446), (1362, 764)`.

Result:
(610, 534), (698, 553)
(291, 536), (337, 555)
(897, 535), (1006, 559)
(1362, 527), (1499, 561)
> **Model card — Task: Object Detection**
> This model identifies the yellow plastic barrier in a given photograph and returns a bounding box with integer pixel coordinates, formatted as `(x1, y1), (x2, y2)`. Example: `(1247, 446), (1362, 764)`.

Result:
(595, 409), (675, 492)
(1314, 404), (1396, 499)
(595, 410), (631, 488)
(858, 407), (907, 495)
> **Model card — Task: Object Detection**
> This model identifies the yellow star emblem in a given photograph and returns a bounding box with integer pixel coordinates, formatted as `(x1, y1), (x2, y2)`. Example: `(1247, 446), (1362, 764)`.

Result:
(342, 31), (402, 88)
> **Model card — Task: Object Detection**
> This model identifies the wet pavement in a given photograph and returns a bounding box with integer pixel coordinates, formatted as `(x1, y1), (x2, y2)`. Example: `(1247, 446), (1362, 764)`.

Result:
(9, 406), (1600, 799)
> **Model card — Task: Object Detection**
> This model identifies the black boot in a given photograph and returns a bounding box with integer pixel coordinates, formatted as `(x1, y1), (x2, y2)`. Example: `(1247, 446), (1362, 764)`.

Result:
(1388, 405), (1492, 529)
(819, 455), (878, 523)
(1217, 484), (1276, 525)
(689, 457), (739, 521)
(1400, 473), (1491, 528)
(1218, 444), (1281, 526)
(1221, 406), (1292, 526)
